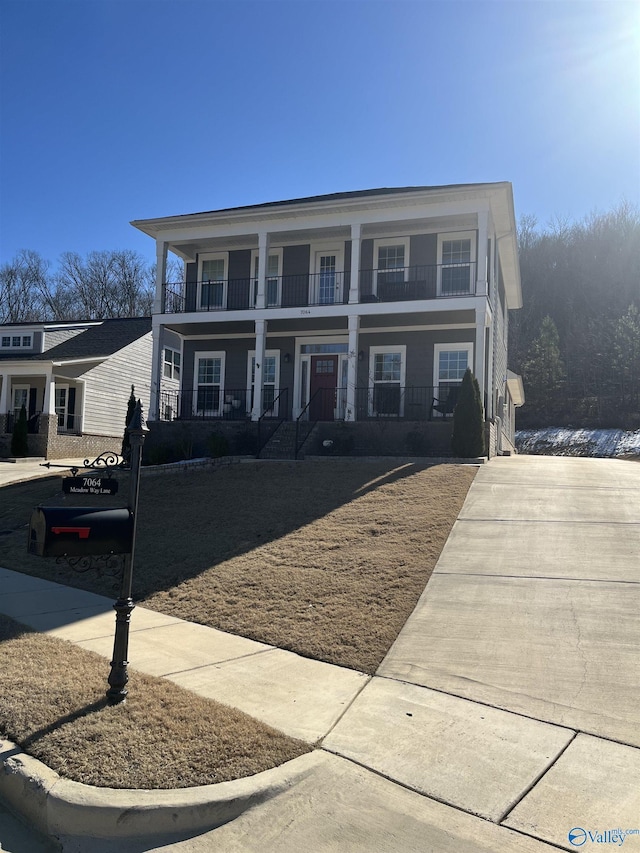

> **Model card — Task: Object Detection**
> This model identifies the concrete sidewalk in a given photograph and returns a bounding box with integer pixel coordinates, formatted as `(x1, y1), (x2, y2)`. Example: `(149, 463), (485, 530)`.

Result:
(0, 458), (90, 488)
(0, 455), (639, 851)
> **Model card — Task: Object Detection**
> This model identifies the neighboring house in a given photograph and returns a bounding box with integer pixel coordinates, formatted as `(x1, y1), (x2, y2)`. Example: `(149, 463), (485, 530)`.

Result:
(0, 317), (152, 459)
(132, 184), (523, 456)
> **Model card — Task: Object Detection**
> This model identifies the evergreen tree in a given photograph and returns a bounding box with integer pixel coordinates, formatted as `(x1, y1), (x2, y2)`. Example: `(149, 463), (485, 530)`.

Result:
(10, 404), (28, 457)
(121, 385), (136, 462)
(451, 369), (485, 457)
(612, 304), (640, 407)
(522, 316), (565, 412)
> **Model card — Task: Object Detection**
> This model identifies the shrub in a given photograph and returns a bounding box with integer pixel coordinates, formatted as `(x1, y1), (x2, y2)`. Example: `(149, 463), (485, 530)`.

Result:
(121, 385), (136, 463)
(207, 431), (229, 458)
(10, 404), (28, 457)
(405, 429), (430, 456)
(451, 368), (485, 458)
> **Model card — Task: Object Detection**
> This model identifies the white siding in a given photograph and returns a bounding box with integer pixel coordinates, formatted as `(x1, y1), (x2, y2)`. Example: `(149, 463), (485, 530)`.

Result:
(81, 333), (153, 436)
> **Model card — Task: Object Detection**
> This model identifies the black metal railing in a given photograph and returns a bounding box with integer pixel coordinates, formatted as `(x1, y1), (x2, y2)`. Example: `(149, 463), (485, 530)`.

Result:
(159, 388), (250, 421)
(4, 411), (42, 434)
(159, 384), (461, 425)
(56, 412), (82, 435)
(256, 387), (289, 458)
(161, 262), (477, 314)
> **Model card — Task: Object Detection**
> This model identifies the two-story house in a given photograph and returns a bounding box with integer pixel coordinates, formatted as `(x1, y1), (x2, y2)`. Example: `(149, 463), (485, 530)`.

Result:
(0, 317), (152, 459)
(132, 183), (523, 457)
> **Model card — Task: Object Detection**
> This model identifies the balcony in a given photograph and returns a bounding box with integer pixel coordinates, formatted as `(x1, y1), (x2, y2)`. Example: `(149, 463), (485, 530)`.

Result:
(162, 262), (477, 314)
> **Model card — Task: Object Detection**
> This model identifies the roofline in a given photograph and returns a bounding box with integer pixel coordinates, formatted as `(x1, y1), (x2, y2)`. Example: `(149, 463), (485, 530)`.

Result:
(131, 182), (514, 234)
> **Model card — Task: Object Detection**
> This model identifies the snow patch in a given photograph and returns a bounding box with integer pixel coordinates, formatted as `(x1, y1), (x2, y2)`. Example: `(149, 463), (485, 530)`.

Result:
(516, 428), (640, 458)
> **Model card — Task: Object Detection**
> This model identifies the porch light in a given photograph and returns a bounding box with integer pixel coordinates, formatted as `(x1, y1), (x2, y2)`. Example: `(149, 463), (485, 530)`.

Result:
(358, 350), (365, 361)
(283, 353), (291, 363)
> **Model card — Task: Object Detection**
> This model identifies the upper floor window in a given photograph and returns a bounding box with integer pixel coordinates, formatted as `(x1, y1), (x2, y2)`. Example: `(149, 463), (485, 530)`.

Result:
(373, 237), (410, 293)
(251, 249), (282, 307)
(163, 347), (181, 380)
(1, 334), (32, 349)
(198, 253), (228, 310)
(438, 232), (475, 295)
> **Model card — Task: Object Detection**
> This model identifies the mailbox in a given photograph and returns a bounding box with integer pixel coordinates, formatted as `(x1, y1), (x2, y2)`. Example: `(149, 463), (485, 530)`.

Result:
(28, 506), (133, 558)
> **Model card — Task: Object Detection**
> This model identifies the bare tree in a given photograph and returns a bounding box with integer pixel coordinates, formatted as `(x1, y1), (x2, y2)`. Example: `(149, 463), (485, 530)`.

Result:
(0, 249), (51, 322)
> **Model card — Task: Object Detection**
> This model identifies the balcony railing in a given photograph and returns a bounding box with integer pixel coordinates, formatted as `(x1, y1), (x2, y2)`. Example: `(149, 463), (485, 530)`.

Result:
(161, 262), (477, 314)
(159, 385), (460, 423)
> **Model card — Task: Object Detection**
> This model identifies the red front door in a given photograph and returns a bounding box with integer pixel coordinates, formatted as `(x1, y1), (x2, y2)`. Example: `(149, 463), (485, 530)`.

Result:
(310, 355), (338, 421)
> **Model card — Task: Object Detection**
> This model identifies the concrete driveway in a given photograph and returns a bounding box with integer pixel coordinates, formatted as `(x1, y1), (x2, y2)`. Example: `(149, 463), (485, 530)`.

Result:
(1, 454), (638, 852)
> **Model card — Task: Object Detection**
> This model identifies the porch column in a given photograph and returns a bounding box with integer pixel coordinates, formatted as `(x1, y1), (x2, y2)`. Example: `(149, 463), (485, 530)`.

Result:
(42, 369), (55, 416)
(255, 232), (269, 310)
(474, 305), (487, 415)
(148, 318), (162, 422)
(348, 223), (361, 304)
(346, 315), (359, 421)
(476, 209), (489, 297)
(0, 373), (8, 415)
(154, 240), (168, 314)
(251, 319), (267, 421)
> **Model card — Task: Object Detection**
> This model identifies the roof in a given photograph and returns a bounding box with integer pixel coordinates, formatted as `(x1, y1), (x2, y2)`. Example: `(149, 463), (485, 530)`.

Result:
(0, 317), (151, 363)
(132, 182), (512, 227)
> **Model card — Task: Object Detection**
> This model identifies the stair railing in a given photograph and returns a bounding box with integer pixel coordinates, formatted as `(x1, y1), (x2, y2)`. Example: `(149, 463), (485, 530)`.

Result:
(294, 388), (324, 459)
(255, 388), (289, 458)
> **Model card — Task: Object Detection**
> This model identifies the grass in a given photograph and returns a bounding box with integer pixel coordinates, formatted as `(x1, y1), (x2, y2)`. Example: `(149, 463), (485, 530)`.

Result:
(0, 614), (309, 789)
(0, 460), (475, 673)
(0, 459), (475, 788)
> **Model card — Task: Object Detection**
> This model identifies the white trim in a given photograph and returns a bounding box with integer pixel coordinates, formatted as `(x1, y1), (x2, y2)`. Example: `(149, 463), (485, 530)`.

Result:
(437, 231), (476, 296)
(250, 248), (283, 308)
(309, 245), (345, 305)
(368, 345), (407, 417)
(163, 346), (181, 381)
(246, 349), (281, 417)
(433, 342), (474, 390)
(11, 384), (29, 415)
(293, 335), (348, 419)
(193, 350), (226, 416)
(177, 322), (476, 343)
(0, 333), (32, 349)
(372, 236), (410, 294)
(197, 252), (229, 310)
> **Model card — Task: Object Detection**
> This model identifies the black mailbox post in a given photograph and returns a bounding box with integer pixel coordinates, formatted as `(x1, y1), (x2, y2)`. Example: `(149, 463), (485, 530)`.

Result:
(28, 507), (133, 558)
(28, 399), (147, 705)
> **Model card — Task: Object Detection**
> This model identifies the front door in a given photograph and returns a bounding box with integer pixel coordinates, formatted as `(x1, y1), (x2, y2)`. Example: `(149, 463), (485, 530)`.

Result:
(310, 355), (338, 421)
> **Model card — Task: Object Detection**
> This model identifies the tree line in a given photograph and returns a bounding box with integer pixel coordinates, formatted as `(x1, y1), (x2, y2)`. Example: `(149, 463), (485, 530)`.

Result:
(510, 201), (640, 428)
(0, 249), (182, 322)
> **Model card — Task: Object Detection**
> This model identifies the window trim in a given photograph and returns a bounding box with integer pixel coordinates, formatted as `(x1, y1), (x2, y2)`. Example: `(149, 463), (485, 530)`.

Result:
(373, 237), (410, 294)
(309, 244), (345, 305)
(246, 349), (280, 416)
(197, 252), (229, 310)
(163, 346), (181, 381)
(433, 343), (474, 391)
(1, 334), (32, 349)
(437, 231), (476, 296)
(368, 344), (406, 417)
(193, 350), (225, 416)
(250, 248), (283, 308)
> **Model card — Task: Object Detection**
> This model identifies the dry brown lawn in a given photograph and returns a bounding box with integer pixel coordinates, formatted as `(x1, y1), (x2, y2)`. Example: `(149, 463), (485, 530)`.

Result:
(0, 460), (475, 673)
(0, 614), (308, 789)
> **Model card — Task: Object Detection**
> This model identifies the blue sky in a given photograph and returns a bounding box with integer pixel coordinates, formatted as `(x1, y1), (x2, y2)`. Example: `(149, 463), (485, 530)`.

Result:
(1, 0), (638, 267)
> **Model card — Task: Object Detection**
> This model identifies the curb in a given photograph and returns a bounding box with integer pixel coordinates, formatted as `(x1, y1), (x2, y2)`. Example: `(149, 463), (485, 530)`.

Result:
(0, 738), (322, 845)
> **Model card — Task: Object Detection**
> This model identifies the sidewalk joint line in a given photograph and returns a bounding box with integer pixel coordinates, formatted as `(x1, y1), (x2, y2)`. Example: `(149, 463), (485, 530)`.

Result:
(160, 647), (276, 678)
(496, 730), (578, 824)
(319, 675), (373, 741)
(433, 571), (640, 585)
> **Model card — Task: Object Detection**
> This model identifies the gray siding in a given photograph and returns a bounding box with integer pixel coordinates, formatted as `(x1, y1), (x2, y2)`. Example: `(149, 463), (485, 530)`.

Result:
(81, 332), (153, 436)
(42, 328), (85, 352)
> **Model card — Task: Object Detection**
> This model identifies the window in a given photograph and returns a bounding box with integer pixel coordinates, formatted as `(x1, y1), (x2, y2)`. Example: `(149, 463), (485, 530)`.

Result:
(247, 350), (280, 415)
(194, 352), (225, 415)
(251, 250), (282, 307)
(198, 254), (228, 310)
(433, 343), (473, 392)
(12, 386), (29, 419)
(163, 347), (181, 380)
(369, 346), (406, 416)
(438, 232), (475, 295)
(0, 334), (32, 348)
(373, 238), (410, 293)
(310, 246), (344, 305)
